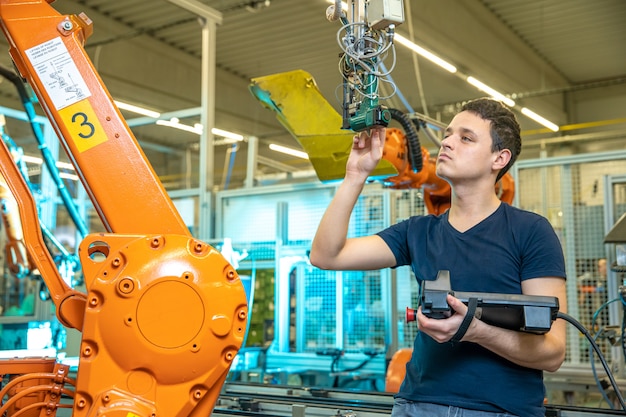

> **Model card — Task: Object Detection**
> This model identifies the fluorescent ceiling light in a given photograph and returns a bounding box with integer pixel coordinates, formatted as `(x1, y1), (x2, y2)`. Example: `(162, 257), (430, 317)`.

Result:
(55, 161), (74, 170)
(59, 172), (79, 181)
(394, 34), (457, 73)
(114, 100), (161, 118)
(21, 155), (75, 171)
(212, 127), (244, 142)
(21, 154), (44, 165)
(156, 118), (202, 134)
(521, 108), (559, 132)
(156, 118), (244, 140)
(466, 76), (515, 107)
(269, 144), (309, 160)
(19, 155), (79, 181)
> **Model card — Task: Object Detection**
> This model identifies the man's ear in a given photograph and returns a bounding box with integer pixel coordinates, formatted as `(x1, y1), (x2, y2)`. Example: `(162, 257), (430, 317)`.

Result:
(493, 149), (511, 170)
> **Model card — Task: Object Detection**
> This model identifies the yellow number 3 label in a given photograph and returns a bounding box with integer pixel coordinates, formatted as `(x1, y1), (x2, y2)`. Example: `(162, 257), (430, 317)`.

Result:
(59, 101), (109, 153)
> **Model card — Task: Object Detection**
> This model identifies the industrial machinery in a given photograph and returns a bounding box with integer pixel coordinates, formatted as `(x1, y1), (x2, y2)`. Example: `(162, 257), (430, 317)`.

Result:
(249, 2), (514, 209)
(249, 69), (515, 214)
(250, 2), (510, 209)
(326, 0), (404, 132)
(0, 1), (248, 416)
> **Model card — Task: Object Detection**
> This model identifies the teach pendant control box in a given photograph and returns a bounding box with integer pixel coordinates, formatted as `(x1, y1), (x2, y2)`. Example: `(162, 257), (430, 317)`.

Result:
(413, 270), (560, 334)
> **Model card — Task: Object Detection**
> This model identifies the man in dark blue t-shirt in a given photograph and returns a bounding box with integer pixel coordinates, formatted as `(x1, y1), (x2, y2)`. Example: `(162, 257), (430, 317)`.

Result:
(310, 98), (567, 417)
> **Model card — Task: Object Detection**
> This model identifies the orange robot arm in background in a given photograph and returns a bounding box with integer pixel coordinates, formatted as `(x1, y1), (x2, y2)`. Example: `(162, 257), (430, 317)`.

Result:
(0, 174), (33, 278)
(382, 127), (452, 215)
(0, 1), (247, 417)
(383, 127), (514, 215)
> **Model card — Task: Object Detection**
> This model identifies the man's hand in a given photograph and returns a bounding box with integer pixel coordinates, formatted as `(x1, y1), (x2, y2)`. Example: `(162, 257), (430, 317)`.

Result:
(310, 126), (396, 272)
(345, 127), (386, 181)
(417, 294), (472, 343)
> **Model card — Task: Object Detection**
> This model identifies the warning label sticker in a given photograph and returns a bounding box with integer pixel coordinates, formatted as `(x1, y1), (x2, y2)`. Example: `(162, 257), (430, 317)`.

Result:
(25, 37), (91, 110)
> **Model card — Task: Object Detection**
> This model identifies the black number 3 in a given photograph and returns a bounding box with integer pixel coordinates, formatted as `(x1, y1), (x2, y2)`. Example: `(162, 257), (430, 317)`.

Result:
(71, 112), (95, 139)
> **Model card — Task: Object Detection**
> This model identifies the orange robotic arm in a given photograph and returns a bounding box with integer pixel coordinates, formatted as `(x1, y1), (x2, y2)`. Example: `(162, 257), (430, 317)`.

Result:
(0, 174), (33, 278)
(382, 127), (452, 215)
(0, 1), (247, 417)
(382, 126), (514, 215)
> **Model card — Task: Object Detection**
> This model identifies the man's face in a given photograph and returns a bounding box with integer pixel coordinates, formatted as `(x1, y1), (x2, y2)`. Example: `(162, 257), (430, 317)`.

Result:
(436, 110), (497, 184)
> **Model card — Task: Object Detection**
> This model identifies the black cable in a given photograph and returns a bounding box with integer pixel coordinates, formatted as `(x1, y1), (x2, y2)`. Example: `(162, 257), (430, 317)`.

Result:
(0, 64), (89, 238)
(388, 109), (422, 173)
(557, 311), (626, 411)
(622, 308), (626, 372)
(589, 297), (622, 409)
(621, 291), (626, 365)
(336, 353), (378, 374)
(590, 329), (615, 409)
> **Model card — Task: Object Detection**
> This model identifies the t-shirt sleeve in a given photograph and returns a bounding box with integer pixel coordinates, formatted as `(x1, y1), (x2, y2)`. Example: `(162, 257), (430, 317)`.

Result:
(376, 218), (411, 267)
(521, 216), (567, 280)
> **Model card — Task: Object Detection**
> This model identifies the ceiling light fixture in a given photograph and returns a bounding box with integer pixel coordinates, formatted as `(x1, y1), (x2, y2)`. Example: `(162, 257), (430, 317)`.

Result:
(114, 100), (161, 118)
(21, 154), (75, 171)
(156, 118), (202, 134)
(269, 143), (309, 160)
(394, 34), (457, 74)
(59, 172), (80, 181)
(466, 76), (515, 107)
(20, 155), (79, 180)
(156, 118), (245, 140)
(521, 108), (559, 132)
(212, 127), (245, 142)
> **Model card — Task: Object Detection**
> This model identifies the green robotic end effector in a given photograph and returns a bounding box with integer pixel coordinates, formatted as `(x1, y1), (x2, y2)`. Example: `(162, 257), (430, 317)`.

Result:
(345, 103), (392, 132)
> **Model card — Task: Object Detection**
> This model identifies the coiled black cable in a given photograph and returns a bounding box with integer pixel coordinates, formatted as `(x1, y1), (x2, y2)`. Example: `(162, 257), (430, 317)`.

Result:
(388, 108), (422, 173)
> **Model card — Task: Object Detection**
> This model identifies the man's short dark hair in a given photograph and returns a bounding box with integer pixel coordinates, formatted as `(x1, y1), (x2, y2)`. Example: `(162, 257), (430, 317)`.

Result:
(461, 98), (521, 182)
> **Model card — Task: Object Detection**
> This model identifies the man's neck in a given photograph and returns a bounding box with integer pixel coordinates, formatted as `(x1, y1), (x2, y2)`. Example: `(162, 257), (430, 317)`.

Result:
(448, 184), (502, 233)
